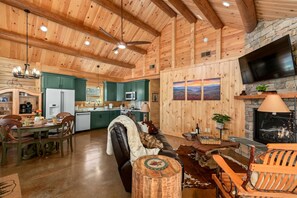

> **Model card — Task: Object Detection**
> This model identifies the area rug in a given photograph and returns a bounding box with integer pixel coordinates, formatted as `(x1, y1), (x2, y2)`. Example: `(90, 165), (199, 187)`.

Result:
(0, 173), (22, 198)
(176, 145), (246, 189)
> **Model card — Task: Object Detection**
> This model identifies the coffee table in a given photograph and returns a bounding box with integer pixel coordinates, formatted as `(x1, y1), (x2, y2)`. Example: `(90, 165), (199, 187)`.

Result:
(181, 133), (240, 168)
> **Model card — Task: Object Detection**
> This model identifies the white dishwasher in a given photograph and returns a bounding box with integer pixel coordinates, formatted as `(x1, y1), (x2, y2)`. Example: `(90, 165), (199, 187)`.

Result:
(75, 112), (91, 132)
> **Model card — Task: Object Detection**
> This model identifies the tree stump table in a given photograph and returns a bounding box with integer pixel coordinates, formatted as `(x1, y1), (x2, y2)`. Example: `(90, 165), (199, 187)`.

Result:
(132, 155), (182, 198)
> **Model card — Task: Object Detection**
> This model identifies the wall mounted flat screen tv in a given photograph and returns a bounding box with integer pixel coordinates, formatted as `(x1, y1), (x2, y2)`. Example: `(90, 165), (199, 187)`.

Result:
(239, 35), (296, 84)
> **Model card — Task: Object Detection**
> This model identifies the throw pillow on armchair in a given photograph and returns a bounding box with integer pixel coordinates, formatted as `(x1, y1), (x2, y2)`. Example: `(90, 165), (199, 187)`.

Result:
(141, 120), (158, 135)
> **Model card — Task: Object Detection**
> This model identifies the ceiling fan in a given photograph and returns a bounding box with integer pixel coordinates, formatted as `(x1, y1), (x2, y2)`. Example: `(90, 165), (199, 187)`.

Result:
(99, 0), (151, 54)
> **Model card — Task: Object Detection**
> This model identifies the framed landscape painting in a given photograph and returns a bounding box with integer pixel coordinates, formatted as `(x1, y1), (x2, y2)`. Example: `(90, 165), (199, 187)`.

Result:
(173, 81), (185, 100)
(187, 80), (202, 100)
(203, 78), (221, 100)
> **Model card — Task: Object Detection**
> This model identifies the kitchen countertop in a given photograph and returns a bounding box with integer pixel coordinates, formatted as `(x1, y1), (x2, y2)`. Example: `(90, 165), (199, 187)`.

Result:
(75, 107), (142, 113)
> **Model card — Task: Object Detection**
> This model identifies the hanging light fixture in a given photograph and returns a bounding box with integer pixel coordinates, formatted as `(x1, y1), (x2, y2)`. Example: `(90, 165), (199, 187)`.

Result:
(12, 9), (40, 79)
(97, 65), (100, 89)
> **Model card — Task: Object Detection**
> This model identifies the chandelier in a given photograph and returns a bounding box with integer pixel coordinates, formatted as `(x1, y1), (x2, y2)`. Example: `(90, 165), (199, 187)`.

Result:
(12, 9), (40, 79)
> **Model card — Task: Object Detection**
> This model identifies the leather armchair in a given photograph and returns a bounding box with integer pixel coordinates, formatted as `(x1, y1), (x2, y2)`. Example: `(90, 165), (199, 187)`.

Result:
(110, 122), (184, 192)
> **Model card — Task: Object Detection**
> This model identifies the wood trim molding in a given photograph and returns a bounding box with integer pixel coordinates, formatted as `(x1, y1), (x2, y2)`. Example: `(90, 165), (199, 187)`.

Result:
(171, 18), (176, 68)
(92, 0), (161, 37)
(0, 29), (135, 69)
(235, 0), (257, 33)
(1, 0), (147, 55)
(168, 0), (197, 24)
(151, 0), (177, 18)
(192, 0), (224, 29)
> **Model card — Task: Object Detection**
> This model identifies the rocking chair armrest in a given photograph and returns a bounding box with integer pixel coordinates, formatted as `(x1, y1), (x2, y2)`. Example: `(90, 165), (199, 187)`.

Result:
(212, 154), (246, 191)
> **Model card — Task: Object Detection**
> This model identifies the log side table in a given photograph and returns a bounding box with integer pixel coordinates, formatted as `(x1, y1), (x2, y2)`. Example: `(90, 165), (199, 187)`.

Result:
(132, 155), (182, 198)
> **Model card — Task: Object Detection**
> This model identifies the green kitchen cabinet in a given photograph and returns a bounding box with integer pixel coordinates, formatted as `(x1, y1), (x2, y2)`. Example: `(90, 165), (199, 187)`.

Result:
(133, 111), (144, 122)
(42, 72), (75, 90)
(124, 81), (136, 92)
(75, 78), (87, 101)
(135, 80), (149, 101)
(109, 110), (120, 121)
(91, 111), (110, 129)
(116, 83), (125, 101)
(104, 81), (117, 101)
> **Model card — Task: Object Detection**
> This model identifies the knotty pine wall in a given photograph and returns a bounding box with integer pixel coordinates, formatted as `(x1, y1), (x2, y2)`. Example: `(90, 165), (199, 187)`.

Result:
(160, 59), (245, 138)
(149, 79), (160, 127)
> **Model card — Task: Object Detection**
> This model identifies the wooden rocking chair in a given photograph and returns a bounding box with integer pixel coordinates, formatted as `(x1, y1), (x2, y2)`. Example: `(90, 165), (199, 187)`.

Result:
(212, 143), (297, 198)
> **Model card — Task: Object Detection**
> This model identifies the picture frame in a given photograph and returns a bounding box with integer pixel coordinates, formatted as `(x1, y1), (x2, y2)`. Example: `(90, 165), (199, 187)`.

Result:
(152, 93), (159, 102)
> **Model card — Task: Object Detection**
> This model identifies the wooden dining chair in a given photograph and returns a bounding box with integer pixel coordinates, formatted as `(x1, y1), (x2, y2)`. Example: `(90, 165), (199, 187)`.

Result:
(2, 115), (22, 121)
(0, 119), (40, 165)
(41, 115), (74, 157)
(56, 112), (71, 119)
(212, 143), (297, 198)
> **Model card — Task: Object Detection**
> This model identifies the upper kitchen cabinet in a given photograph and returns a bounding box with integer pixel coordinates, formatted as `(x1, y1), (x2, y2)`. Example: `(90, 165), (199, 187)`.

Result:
(124, 81), (136, 93)
(104, 81), (117, 101)
(75, 78), (87, 101)
(116, 83), (124, 101)
(135, 80), (149, 101)
(42, 72), (75, 90)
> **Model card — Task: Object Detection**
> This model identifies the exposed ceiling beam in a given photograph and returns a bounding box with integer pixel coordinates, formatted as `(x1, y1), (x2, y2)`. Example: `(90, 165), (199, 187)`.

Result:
(168, 0), (197, 23)
(92, 0), (161, 37)
(151, 0), (177, 18)
(235, 0), (257, 33)
(0, 0), (147, 55)
(0, 29), (135, 69)
(192, 0), (224, 29)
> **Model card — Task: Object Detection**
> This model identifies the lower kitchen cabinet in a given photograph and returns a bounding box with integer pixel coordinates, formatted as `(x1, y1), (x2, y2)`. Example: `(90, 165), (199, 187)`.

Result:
(91, 110), (121, 129)
(133, 112), (144, 122)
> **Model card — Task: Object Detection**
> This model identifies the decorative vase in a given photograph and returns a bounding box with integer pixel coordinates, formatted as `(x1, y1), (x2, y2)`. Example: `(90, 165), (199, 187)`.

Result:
(216, 122), (224, 129)
(257, 91), (263, 95)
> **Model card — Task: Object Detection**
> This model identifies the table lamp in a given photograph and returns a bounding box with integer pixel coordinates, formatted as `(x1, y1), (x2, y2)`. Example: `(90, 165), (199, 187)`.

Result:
(141, 102), (150, 121)
(258, 94), (290, 114)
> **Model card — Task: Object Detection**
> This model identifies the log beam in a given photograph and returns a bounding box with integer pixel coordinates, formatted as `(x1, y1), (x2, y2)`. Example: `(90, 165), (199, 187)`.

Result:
(151, 0), (177, 18)
(168, 0), (197, 23)
(1, 0), (147, 55)
(235, 0), (257, 33)
(192, 0), (224, 29)
(92, 0), (161, 37)
(0, 29), (135, 69)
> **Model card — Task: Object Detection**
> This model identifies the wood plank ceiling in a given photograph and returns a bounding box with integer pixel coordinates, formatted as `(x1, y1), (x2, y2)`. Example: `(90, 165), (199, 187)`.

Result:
(0, 0), (296, 79)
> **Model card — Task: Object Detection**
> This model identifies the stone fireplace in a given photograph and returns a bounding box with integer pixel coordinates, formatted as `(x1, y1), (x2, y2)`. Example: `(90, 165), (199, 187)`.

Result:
(244, 97), (297, 143)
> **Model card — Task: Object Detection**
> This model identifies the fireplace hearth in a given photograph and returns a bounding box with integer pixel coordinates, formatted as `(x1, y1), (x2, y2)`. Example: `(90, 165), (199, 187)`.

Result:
(254, 109), (297, 144)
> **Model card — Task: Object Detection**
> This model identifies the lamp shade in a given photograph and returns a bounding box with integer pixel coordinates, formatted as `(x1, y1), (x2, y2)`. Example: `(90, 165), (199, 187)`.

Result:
(141, 103), (150, 113)
(258, 94), (290, 113)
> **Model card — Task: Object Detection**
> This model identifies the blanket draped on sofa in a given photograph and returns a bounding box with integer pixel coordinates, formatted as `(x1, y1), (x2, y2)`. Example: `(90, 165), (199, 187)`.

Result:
(106, 115), (160, 164)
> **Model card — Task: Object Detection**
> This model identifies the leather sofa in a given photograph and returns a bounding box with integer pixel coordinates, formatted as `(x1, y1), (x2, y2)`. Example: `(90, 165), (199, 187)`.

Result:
(109, 122), (184, 192)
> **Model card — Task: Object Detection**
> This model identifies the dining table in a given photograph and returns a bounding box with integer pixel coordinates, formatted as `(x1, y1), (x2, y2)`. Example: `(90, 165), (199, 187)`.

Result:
(12, 120), (62, 159)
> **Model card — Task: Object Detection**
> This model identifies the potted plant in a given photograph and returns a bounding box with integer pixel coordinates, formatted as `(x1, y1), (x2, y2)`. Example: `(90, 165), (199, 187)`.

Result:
(212, 113), (231, 129)
(256, 84), (269, 95)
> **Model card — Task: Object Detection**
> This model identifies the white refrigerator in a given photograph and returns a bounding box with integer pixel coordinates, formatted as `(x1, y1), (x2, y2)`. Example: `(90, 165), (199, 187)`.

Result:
(45, 88), (75, 119)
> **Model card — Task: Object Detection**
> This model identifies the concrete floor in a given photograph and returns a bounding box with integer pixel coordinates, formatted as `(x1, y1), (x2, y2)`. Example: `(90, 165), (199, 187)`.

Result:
(0, 129), (216, 198)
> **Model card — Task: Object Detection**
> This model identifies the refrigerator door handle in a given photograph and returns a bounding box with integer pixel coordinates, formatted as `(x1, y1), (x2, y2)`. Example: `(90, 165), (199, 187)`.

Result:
(61, 91), (64, 112)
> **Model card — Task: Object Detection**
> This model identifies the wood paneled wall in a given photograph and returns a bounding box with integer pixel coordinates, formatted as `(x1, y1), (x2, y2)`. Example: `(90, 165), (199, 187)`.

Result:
(160, 58), (245, 138)
(126, 16), (245, 80)
(149, 79), (160, 127)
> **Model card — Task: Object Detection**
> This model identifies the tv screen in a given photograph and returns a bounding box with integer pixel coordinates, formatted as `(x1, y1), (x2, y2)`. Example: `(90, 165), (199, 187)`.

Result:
(239, 35), (296, 84)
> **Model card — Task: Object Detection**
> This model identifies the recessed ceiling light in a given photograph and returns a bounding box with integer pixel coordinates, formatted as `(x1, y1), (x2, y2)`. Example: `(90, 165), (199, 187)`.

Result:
(222, 1), (230, 7)
(203, 37), (208, 43)
(197, 15), (203, 20)
(84, 40), (91, 46)
(40, 25), (48, 32)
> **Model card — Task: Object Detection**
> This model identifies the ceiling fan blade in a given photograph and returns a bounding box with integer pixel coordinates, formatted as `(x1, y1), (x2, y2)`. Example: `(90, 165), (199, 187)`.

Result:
(126, 41), (151, 45)
(99, 27), (118, 42)
(112, 47), (119, 51)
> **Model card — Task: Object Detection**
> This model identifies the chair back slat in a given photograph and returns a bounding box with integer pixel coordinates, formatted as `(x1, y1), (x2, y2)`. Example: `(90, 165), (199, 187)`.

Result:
(61, 115), (74, 136)
(248, 147), (297, 194)
(0, 119), (22, 141)
(2, 115), (22, 121)
(56, 112), (71, 119)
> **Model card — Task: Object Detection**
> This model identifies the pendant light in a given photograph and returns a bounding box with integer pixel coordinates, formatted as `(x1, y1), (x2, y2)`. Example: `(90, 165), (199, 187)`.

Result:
(12, 9), (40, 79)
(97, 65), (100, 89)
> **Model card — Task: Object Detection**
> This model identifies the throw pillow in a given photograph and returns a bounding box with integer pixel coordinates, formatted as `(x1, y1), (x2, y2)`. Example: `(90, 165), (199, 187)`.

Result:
(142, 120), (158, 135)
(137, 121), (149, 133)
(139, 131), (163, 149)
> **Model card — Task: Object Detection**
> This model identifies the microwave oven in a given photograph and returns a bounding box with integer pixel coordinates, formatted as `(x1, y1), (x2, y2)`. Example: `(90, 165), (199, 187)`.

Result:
(125, 92), (136, 100)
